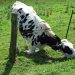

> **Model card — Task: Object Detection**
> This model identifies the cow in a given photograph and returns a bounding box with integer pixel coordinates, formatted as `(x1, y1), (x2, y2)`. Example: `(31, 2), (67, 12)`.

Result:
(12, 1), (75, 58)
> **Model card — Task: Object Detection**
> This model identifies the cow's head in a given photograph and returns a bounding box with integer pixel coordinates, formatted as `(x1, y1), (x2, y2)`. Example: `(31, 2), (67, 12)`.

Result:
(11, 1), (24, 14)
(59, 39), (75, 58)
(11, 1), (36, 14)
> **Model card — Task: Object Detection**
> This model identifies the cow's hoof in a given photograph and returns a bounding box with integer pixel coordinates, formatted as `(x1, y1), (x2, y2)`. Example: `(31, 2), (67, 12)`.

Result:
(24, 50), (34, 55)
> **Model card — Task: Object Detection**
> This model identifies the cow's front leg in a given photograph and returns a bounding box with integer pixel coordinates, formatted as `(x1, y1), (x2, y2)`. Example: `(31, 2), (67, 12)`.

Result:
(24, 38), (29, 50)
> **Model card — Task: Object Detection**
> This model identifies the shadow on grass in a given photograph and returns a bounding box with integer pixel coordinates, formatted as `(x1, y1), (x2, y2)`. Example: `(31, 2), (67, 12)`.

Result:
(2, 60), (14, 75)
(18, 50), (68, 64)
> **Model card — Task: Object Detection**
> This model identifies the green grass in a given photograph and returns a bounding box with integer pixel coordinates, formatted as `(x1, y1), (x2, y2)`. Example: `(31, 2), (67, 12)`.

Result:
(0, 0), (75, 75)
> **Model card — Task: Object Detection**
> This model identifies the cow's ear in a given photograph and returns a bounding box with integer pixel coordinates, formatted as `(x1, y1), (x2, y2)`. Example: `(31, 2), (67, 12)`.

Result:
(17, 8), (22, 11)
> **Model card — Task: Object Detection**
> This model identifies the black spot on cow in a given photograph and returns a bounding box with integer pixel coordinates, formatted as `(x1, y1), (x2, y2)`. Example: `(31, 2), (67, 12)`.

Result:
(28, 25), (32, 28)
(19, 27), (33, 37)
(19, 24), (35, 38)
(20, 15), (25, 19)
(17, 8), (22, 14)
(37, 33), (61, 49)
(22, 17), (27, 23)
(28, 20), (34, 24)
(26, 13), (29, 16)
(37, 33), (47, 44)
(62, 46), (73, 55)
(24, 25), (35, 37)
(29, 25), (35, 31)
(25, 26), (27, 28)
(51, 44), (62, 50)
(19, 11), (21, 14)
(22, 14), (29, 23)
(28, 20), (34, 28)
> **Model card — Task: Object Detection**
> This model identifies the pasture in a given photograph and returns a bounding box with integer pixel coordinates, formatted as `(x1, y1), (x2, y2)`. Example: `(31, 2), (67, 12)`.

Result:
(0, 0), (75, 75)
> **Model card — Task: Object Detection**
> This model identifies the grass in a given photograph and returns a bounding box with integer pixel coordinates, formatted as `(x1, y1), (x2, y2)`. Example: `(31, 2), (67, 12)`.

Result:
(0, 0), (75, 75)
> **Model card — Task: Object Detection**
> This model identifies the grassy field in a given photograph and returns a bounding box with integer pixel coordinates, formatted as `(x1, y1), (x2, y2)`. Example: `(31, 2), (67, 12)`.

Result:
(0, 0), (75, 75)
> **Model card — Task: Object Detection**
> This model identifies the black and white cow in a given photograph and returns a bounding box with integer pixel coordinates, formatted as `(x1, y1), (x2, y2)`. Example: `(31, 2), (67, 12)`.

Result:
(12, 1), (75, 58)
